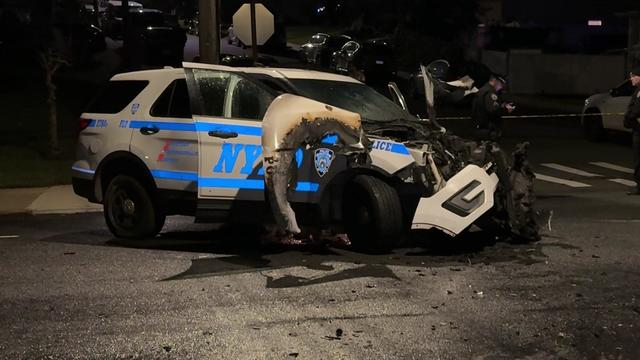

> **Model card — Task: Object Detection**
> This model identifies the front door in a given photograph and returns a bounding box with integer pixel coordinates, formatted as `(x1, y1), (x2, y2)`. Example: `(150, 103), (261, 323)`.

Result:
(184, 63), (276, 201)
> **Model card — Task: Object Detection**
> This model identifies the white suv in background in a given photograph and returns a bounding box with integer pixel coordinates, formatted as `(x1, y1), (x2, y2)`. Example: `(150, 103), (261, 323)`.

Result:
(582, 80), (633, 141)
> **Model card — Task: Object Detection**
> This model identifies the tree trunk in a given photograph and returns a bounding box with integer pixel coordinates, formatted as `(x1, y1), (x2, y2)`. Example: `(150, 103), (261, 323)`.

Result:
(44, 65), (60, 156)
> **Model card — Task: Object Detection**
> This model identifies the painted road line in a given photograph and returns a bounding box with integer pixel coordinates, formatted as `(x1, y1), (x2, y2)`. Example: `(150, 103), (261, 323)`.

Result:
(589, 162), (634, 174)
(540, 163), (602, 177)
(534, 173), (591, 188)
(609, 178), (636, 187)
(0, 235), (19, 239)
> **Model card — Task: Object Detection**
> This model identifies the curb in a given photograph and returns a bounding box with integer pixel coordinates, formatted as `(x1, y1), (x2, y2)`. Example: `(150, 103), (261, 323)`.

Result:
(0, 185), (102, 216)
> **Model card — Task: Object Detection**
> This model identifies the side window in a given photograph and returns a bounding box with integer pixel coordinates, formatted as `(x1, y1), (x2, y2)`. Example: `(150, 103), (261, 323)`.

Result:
(150, 81), (174, 117)
(169, 79), (192, 118)
(186, 68), (273, 120)
(150, 79), (193, 118)
(229, 77), (275, 120)
(189, 69), (231, 117)
(86, 80), (149, 114)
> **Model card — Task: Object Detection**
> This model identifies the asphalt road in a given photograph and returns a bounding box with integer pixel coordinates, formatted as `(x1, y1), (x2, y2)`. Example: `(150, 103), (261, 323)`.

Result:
(1, 119), (640, 359)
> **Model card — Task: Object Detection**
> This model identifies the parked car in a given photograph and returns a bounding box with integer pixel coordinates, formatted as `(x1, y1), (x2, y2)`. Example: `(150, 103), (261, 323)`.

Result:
(582, 79), (633, 141)
(220, 54), (278, 67)
(103, 0), (144, 39)
(331, 38), (396, 85)
(299, 33), (351, 67)
(72, 64), (537, 251)
(127, 9), (187, 68)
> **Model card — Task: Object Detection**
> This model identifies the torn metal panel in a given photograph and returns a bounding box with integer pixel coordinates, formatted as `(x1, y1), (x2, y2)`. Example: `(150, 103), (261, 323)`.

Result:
(411, 164), (499, 236)
(262, 94), (369, 234)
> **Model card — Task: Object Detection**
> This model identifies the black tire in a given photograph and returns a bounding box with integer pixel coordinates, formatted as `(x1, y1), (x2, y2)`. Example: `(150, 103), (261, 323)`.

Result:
(103, 175), (165, 239)
(343, 175), (404, 252)
(583, 111), (604, 142)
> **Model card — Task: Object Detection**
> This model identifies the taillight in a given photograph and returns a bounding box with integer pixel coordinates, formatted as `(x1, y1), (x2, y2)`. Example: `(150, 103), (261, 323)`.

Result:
(79, 118), (91, 132)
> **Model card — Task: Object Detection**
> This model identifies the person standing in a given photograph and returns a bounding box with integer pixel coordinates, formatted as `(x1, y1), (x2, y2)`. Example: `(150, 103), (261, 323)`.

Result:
(624, 67), (640, 195)
(472, 74), (515, 142)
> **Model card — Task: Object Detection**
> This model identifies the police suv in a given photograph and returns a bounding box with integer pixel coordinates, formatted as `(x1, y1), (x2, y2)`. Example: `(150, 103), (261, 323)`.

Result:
(73, 63), (503, 250)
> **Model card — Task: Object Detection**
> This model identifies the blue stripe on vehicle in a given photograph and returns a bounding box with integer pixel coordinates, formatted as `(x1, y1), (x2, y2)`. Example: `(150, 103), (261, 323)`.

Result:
(129, 121), (197, 132)
(71, 166), (95, 175)
(321, 134), (338, 144)
(150, 170), (319, 192)
(87, 119), (97, 127)
(194, 122), (262, 136)
(127, 120), (262, 136)
(151, 169), (198, 181)
(390, 143), (410, 155)
(198, 178), (319, 192)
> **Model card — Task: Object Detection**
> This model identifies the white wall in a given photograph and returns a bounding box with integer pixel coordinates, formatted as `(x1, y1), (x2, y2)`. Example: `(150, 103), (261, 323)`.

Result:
(481, 50), (626, 95)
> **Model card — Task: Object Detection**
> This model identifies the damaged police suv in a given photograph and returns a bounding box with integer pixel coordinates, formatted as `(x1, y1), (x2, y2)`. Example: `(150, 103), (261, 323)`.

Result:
(73, 63), (539, 251)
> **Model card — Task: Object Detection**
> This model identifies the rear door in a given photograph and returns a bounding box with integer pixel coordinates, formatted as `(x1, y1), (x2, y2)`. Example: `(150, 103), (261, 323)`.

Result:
(183, 63), (276, 201)
(129, 73), (199, 192)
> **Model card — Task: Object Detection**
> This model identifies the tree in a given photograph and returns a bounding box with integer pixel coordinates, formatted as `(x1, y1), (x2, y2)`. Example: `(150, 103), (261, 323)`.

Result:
(39, 48), (69, 156)
(30, 0), (71, 156)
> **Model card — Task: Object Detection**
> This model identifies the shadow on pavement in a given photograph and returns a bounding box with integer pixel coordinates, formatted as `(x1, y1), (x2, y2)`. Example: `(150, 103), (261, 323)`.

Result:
(39, 222), (577, 287)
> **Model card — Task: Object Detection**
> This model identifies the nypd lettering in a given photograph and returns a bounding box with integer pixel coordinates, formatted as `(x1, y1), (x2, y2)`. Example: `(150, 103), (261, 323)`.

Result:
(213, 143), (303, 175)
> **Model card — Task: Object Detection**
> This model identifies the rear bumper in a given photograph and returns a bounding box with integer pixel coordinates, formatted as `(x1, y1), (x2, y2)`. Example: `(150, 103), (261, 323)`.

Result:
(72, 177), (98, 203)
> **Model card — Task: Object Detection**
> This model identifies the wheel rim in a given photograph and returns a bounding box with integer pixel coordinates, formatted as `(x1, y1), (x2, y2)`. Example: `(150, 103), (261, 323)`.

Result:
(109, 187), (138, 230)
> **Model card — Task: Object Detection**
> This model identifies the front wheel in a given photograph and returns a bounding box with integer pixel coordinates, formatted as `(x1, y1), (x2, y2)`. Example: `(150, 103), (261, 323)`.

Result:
(343, 175), (404, 252)
(103, 175), (165, 239)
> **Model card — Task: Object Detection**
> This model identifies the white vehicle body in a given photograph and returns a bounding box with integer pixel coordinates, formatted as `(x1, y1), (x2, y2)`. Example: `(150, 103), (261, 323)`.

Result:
(72, 64), (501, 248)
(582, 80), (632, 140)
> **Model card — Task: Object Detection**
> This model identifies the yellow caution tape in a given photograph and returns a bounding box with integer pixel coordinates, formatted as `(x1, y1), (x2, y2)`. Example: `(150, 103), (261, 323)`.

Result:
(435, 112), (626, 121)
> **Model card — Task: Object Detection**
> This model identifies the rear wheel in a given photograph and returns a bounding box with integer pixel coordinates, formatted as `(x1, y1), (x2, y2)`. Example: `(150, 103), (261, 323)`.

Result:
(103, 175), (165, 239)
(343, 175), (404, 252)
(583, 110), (605, 142)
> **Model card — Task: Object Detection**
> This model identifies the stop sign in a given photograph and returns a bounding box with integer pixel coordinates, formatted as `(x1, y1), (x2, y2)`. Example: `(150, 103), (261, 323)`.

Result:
(232, 3), (274, 46)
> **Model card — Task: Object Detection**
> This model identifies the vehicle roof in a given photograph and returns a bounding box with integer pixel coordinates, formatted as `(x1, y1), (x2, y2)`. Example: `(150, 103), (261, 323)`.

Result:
(111, 65), (362, 84)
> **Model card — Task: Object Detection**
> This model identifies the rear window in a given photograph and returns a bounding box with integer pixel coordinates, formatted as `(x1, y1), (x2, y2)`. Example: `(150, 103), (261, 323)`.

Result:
(86, 80), (149, 114)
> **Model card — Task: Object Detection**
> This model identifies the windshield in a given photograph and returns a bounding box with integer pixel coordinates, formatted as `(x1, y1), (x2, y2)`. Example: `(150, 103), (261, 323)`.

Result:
(288, 79), (416, 124)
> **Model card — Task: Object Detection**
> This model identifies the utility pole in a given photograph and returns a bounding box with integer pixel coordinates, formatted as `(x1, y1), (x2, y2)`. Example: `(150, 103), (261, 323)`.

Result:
(122, 0), (130, 68)
(250, 0), (258, 64)
(198, 0), (220, 64)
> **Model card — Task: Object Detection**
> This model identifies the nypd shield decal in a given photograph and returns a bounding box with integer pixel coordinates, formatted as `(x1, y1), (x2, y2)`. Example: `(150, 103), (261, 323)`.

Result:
(314, 148), (335, 177)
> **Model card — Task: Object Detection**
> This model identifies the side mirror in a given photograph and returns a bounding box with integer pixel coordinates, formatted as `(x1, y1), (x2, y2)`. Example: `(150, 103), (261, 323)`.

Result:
(387, 82), (409, 112)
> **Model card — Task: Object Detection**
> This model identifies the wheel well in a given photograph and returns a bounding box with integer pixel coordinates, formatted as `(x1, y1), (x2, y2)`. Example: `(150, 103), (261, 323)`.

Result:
(582, 107), (601, 124)
(94, 152), (157, 203)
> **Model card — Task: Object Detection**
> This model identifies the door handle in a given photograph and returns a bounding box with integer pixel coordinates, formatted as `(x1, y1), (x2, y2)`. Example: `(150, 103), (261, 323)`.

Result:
(208, 130), (238, 139)
(140, 126), (160, 135)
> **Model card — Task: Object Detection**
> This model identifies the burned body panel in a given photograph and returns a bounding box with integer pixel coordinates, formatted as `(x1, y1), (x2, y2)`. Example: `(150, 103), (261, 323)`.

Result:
(261, 94), (369, 234)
